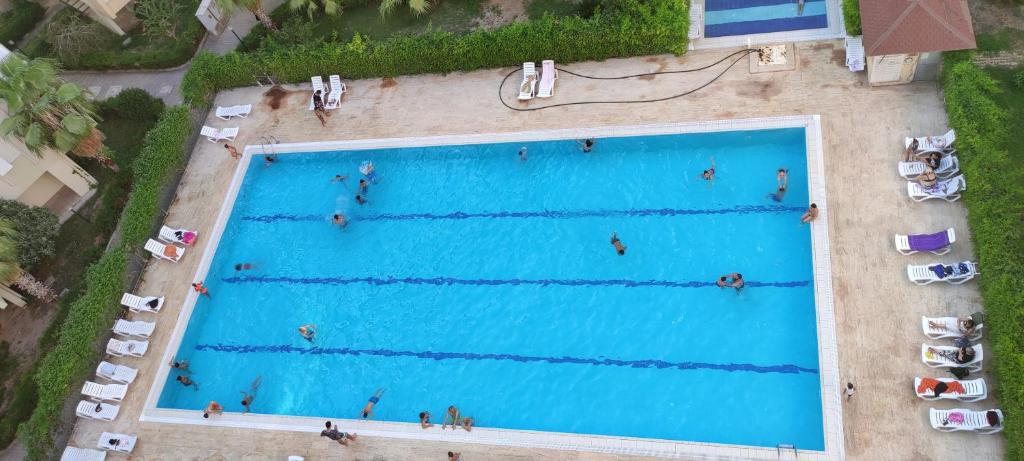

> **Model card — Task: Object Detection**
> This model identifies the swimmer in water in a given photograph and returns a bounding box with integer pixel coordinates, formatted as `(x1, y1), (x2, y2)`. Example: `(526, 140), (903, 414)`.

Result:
(519, 146), (528, 162)
(355, 194), (367, 205)
(769, 168), (788, 202)
(333, 214), (347, 228)
(264, 154), (276, 166)
(239, 375), (261, 414)
(701, 157), (716, 188)
(361, 389), (384, 419)
(577, 138), (595, 153)
(358, 179), (368, 194)
(234, 263), (254, 272)
(610, 232), (627, 256)
(298, 324), (316, 342)
(332, 174), (347, 183)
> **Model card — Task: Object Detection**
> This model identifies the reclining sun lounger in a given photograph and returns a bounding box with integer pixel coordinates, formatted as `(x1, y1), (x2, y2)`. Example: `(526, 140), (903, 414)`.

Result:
(537, 60), (557, 98)
(518, 62), (537, 101)
(326, 74), (346, 110)
(922, 316), (983, 340)
(199, 126), (238, 143)
(898, 155), (959, 180)
(915, 377), (987, 402)
(215, 104), (252, 120)
(120, 293), (164, 313)
(159, 225), (198, 246)
(61, 446), (107, 461)
(106, 338), (148, 358)
(113, 319), (155, 339)
(930, 408), (1002, 434)
(97, 432), (136, 453)
(96, 361), (137, 384)
(75, 400), (120, 421)
(145, 239), (184, 262)
(907, 261), (978, 285)
(688, 3), (704, 39)
(894, 228), (955, 255)
(906, 129), (956, 155)
(309, 75), (326, 110)
(921, 344), (983, 372)
(907, 175), (966, 202)
(81, 381), (128, 402)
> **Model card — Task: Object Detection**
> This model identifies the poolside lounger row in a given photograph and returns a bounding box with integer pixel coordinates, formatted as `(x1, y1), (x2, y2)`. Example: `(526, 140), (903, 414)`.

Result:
(922, 343), (983, 372)
(907, 175), (966, 202)
(907, 261), (978, 285)
(930, 408), (1002, 434)
(310, 75), (347, 110)
(120, 293), (163, 313)
(106, 338), (148, 357)
(81, 381), (128, 402)
(898, 155), (959, 180)
(915, 377), (986, 402)
(200, 126), (238, 143)
(921, 315), (983, 341)
(96, 361), (137, 384)
(216, 104), (252, 120)
(894, 228), (955, 256)
(76, 400), (119, 421)
(906, 129), (956, 155)
(113, 319), (155, 339)
(61, 447), (106, 461)
(518, 60), (556, 100)
(62, 433), (137, 460)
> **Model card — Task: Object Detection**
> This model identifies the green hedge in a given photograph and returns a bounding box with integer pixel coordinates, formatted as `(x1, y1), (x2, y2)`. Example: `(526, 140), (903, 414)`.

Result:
(0, 0), (45, 45)
(182, 0), (689, 105)
(842, 0), (861, 36)
(18, 106), (193, 460)
(941, 57), (1024, 458)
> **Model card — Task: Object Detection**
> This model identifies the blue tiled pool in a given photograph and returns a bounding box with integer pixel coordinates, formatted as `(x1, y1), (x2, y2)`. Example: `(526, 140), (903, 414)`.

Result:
(705, 0), (830, 38)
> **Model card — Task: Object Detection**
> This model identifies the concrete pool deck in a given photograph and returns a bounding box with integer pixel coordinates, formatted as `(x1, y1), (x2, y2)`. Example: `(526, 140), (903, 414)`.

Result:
(66, 41), (1004, 460)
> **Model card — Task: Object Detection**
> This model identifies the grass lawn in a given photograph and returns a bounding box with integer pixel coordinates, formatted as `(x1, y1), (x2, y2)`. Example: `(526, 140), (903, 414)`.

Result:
(975, 28), (1024, 52)
(526, 0), (589, 20)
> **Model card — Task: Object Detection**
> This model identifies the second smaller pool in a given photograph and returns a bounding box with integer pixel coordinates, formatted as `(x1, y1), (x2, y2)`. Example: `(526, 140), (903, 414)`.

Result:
(704, 0), (830, 38)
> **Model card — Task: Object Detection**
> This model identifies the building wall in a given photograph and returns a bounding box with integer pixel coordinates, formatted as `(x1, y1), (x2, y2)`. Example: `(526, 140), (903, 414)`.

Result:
(866, 53), (919, 86)
(0, 133), (96, 206)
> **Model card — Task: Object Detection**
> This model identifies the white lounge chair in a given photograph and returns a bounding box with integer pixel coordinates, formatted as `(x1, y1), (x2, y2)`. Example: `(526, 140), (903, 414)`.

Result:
(309, 75), (326, 110)
(81, 381), (128, 402)
(215, 104), (252, 120)
(158, 225), (198, 246)
(97, 432), (136, 453)
(145, 239), (184, 262)
(921, 344), (983, 372)
(113, 319), (155, 339)
(96, 361), (137, 384)
(930, 408), (1003, 434)
(907, 261), (978, 285)
(518, 62), (537, 101)
(199, 126), (238, 143)
(688, 3), (704, 39)
(907, 175), (966, 202)
(906, 129), (956, 154)
(922, 316), (983, 341)
(106, 338), (148, 357)
(915, 377), (987, 402)
(844, 36), (864, 72)
(898, 155), (958, 180)
(537, 60), (557, 98)
(121, 293), (163, 313)
(894, 228), (955, 255)
(61, 447), (107, 461)
(326, 74), (346, 110)
(75, 400), (119, 421)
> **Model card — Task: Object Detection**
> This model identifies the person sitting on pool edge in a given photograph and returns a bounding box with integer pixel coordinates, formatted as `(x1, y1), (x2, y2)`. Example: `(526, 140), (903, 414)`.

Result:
(801, 203), (818, 224)
(361, 389), (384, 419)
(442, 405), (461, 430)
(203, 400), (223, 418)
(610, 232), (627, 256)
(419, 411), (433, 428)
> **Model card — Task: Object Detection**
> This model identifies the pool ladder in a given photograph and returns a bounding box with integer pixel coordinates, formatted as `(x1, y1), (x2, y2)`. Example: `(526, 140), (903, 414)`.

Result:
(258, 135), (279, 156)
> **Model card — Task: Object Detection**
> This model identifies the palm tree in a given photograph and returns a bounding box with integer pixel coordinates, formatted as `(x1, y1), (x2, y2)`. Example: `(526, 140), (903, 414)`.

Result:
(0, 53), (114, 169)
(379, 0), (431, 16)
(289, 0), (341, 19)
(0, 221), (56, 302)
(217, 0), (277, 31)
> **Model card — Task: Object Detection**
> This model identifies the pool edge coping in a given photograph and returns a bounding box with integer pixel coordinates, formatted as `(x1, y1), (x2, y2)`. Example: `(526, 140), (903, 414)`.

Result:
(141, 116), (844, 461)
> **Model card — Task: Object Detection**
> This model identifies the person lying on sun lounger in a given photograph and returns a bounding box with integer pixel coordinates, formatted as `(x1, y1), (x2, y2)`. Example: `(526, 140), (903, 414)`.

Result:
(928, 318), (977, 337)
(918, 167), (938, 188)
(917, 378), (966, 396)
(927, 346), (975, 364)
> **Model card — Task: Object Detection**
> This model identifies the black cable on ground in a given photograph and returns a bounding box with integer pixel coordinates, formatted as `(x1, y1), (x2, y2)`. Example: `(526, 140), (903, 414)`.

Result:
(499, 49), (757, 111)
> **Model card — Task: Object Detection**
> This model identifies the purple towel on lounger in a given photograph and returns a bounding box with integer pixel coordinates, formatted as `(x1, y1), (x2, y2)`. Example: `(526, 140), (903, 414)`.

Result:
(909, 231), (950, 252)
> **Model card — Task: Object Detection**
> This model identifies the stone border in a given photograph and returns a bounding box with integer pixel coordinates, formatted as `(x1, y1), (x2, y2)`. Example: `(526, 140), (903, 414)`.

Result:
(689, 0), (845, 50)
(141, 116), (844, 461)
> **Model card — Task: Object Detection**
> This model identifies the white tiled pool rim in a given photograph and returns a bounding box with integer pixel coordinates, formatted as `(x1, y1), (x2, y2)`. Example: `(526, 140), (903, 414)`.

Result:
(142, 116), (844, 461)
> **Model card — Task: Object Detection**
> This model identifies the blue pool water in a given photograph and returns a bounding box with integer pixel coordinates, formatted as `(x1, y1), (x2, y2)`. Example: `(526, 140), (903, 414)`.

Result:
(705, 0), (830, 38)
(158, 128), (825, 450)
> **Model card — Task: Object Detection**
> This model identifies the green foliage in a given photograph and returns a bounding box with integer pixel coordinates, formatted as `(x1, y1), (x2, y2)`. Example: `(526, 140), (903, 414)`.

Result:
(527, 0), (595, 20)
(941, 59), (1024, 459)
(99, 88), (166, 122)
(1016, 71), (1024, 90)
(118, 106), (193, 246)
(0, 0), (45, 45)
(841, 0), (861, 36)
(133, 0), (185, 39)
(380, 0), (431, 16)
(975, 28), (1024, 52)
(184, 0), (689, 105)
(289, 0), (342, 19)
(0, 371), (37, 449)
(0, 201), (58, 271)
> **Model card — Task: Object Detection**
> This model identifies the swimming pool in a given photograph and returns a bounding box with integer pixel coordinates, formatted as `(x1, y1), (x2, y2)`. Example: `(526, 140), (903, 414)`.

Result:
(149, 119), (840, 456)
(704, 0), (831, 38)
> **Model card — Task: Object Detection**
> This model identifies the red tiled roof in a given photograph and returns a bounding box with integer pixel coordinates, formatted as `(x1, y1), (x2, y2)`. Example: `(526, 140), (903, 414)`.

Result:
(860, 0), (976, 56)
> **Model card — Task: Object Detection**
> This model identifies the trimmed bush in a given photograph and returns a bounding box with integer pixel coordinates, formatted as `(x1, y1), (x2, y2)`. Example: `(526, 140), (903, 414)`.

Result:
(842, 0), (861, 36)
(0, 0), (45, 45)
(99, 88), (166, 121)
(0, 200), (58, 271)
(941, 58), (1024, 458)
(183, 0), (689, 105)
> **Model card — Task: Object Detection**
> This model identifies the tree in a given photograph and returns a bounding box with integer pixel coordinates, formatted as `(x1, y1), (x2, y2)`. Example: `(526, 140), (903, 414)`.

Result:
(0, 53), (114, 169)
(379, 0), (431, 16)
(133, 0), (184, 39)
(289, 0), (341, 19)
(0, 220), (56, 302)
(0, 200), (58, 271)
(217, 0), (277, 31)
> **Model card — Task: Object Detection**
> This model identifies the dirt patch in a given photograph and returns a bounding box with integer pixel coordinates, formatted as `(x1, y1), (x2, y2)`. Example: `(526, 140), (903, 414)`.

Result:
(830, 49), (847, 68)
(381, 77), (397, 89)
(473, 0), (526, 30)
(735, 79), (782, 101)
(968, 0), (1024, 31)
(262, 85), (293, 110)
(810, 43), (834, 52)
(639, 57), (668, 80)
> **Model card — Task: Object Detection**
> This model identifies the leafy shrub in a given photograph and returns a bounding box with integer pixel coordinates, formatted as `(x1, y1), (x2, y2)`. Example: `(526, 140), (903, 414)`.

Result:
(842, 0), (861, 36)
(941, 59), (1024, 459)
(0, 0), (45, 45)
(183, 0), (689, 105)
(99, 88), (166, 121)
(0, 371), (37, 449)
(0, 201), (58, 271)
(133, 0), (184, 40)
(1015, 71), (1024, 90)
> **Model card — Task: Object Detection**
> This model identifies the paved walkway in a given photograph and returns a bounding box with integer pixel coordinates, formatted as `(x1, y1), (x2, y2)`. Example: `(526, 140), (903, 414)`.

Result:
(65, 41), (1004, 461)
(61, 0), (285, 106)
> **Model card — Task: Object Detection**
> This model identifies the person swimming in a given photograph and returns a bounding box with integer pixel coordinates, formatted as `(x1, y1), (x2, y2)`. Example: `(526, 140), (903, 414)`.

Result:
(234, 263), (254, 272)
(702, 157), (717, 186)
(333, 214), (347, 228)
(519, 146), (528, 162)
(355, 194), (367, 205)
(717, 273), (743, 292)
(298, 324), (316, 342)
(361, 389), (384, 419)
(610, 232), (627, 256)
(577, 138), (595, 153)
(264, 154), (277, 166)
